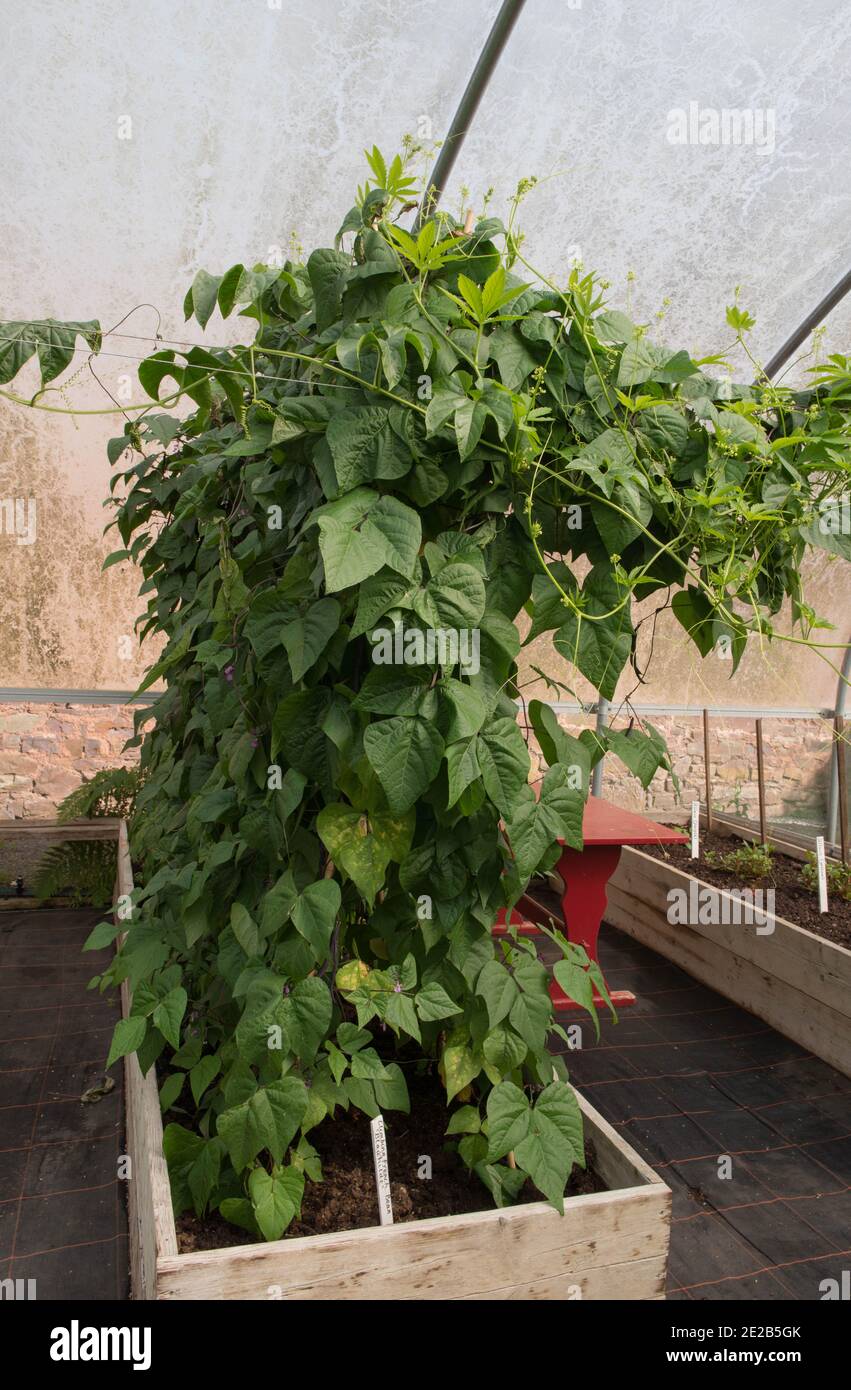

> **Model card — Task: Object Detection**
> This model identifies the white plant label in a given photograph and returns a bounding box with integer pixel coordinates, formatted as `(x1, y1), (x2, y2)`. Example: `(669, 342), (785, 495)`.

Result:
(370, 1114), (393, 1226)
(690, 800), (700, 859)
(815, 835), (829, 914)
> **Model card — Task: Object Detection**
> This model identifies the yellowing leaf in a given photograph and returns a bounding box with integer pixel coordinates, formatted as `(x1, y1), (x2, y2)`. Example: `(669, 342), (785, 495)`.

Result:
(442, 1033), (481, 1101)
(336, 959), (370, 991)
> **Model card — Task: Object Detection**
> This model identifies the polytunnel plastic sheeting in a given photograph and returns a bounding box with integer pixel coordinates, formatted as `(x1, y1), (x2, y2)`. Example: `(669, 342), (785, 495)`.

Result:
(0, 0), (502, 691)
(3, 0), (845, 375)
(1, 0), (496, 337)
(0, 0), (849, 700)
(444, 0), (851, 384)
(2, 0), (850, 379)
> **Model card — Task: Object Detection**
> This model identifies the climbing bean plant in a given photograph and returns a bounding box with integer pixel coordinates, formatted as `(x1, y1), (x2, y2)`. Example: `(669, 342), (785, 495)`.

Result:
(4, 146), (849, 1240)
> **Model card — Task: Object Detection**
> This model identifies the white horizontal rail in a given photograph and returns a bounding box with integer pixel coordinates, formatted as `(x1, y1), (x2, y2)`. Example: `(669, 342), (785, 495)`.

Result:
(0, 687), (833, 718)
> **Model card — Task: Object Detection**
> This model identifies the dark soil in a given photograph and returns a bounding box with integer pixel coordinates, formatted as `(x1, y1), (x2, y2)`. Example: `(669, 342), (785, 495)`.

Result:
(176, 1068), (603, 1252)
(640, 831), (851, 948)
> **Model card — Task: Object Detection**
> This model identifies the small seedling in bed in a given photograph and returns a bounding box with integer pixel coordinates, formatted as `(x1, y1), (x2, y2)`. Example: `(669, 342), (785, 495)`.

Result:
(801, 852), (851, 903)
(704, 841), (774, 883)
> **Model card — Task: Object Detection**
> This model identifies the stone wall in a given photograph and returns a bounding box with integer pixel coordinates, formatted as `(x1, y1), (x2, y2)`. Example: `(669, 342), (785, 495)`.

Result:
(0, 701), (835, 829)
(527, 711), (833, 825)
(0, 702), (139, 820)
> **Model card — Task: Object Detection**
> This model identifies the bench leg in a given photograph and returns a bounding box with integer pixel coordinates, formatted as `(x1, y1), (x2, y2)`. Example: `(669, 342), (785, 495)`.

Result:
(552, 844), (635, 1010)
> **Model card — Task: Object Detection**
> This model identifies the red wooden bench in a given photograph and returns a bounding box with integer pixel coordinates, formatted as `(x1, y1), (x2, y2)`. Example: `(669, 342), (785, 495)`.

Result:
(494, 796), (686, 1010)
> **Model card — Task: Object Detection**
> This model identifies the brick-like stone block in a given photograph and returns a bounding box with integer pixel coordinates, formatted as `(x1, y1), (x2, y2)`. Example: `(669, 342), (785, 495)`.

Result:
(38, 770), (83, 800)
(0, 753), (40, 778)
(0, 714), (41, 734)
(21, 737), (59, 753)
(83, 738), (110, 756)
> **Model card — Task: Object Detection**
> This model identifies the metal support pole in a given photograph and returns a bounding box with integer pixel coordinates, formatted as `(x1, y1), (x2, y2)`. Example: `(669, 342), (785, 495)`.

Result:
(827, 640), (851, 849)
(755, 718), (768, 846)
(764, 267), (851, 380)
(836, 714), (849, 865)
(703, 708), (713, 832)
(590, 698), (609, 798)
(415, 0), (527, 229)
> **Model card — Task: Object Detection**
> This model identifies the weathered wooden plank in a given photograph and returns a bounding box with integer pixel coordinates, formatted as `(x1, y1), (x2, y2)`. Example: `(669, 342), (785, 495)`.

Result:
(116, 819), (132, 899)
(608, 872), (823, 1002)
(611, 849), (851, 999)
(609, 889), (851, 1072)
(155, 1184), (670, 1301)
(606, 847), (851, 1078)
(116, 821), (178, 1301)
(460, 1251), (668, 1300)
(2, 817), (122, 839)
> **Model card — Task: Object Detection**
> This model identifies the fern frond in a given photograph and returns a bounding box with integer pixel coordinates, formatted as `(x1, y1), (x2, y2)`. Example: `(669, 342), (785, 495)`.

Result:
(57, 766), (141, 822)
(31, 841), (116, 907)
(31, 766), (139, 907)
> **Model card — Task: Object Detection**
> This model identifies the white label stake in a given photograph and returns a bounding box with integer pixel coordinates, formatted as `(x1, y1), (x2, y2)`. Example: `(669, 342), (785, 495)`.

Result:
(815, 835), (829, 914)
(690, 800), (700, 859)
(370, 1115), (394, 1227)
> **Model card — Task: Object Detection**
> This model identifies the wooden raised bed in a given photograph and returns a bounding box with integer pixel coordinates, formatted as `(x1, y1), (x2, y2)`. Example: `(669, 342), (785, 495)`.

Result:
(113, 823), (671, 1301)
(606, 846), (851, 1079)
